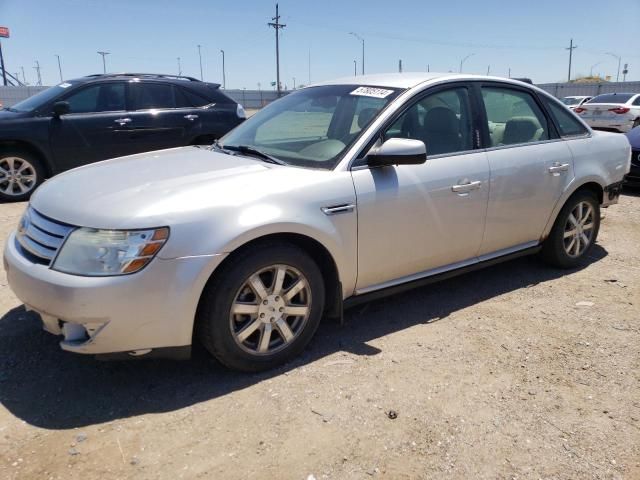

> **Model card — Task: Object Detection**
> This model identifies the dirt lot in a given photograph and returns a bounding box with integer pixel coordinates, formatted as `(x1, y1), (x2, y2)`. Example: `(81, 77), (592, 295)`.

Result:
(0, 192), (638, 480)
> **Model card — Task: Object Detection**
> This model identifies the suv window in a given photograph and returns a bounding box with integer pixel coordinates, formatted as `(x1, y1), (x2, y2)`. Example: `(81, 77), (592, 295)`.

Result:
(481, 87), (549, 146)
(384, 87), (473, 156)
(130, 82), (176, 110)
(65, 83), (125, 114)
(545, 100), (588, 137)
(178, 88), (211, 108)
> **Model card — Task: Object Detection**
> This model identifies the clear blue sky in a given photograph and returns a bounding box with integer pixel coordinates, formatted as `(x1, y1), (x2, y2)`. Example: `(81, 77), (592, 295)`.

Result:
(1, 0), (638, 88)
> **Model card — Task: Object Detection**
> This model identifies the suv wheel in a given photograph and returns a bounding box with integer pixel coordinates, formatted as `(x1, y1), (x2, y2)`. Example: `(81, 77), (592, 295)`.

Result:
(0, 150), (45, 202)
(541, 190), (600, 268)
(197, 243), (325, 372)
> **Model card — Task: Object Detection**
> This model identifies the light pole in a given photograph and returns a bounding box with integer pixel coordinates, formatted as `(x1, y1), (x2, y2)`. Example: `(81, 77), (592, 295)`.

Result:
(177, 57), (182, 75)
(293, 76), (296, 89)
(197, 44), (203, 81)
(54, 54), (63, 81)
(220, 49), (226, 89)
(459, 53), (475, 73)
(349, 32), (365, 75)
(353, 60), (357, 76)
(605, 52), (621, 82)
(97, 51), (110, 74)
(589, 61), (602, 77)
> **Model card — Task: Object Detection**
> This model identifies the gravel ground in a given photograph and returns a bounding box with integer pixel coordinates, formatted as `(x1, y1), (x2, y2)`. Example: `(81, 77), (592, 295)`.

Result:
(0, 192), (638, 480)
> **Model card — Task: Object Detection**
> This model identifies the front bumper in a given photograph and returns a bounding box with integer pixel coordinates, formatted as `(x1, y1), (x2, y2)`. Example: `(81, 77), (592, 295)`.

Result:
(4, 231), (226, 357)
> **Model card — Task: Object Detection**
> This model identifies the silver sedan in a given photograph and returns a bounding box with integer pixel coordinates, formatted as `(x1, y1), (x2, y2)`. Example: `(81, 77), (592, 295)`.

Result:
(4, 73), (631, 371)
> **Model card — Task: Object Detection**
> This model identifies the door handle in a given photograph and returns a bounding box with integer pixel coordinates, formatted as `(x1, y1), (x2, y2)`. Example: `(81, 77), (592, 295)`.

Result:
(451, 180), (482, 193)
(548, 162), (570, 174)
(114, 118), (131, 126)
(184, 114), (199, 121)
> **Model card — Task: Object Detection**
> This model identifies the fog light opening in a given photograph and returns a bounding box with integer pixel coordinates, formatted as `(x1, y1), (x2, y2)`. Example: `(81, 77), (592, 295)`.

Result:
(61, 322), (89, 343)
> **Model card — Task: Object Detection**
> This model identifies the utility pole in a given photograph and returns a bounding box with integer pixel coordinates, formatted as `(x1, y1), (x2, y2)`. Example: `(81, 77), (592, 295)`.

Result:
(566, 39), (577, 82)
(349, 32), (364, 75)
(177, 57), (182, 75)
(606, 52), (621, 82)
(353, 60), (357, 76)
(398, 59), (402, 73)
(426, 64), (430, 72)
(308, 48), (311, 84)
(508, 67), (511, 78)
(55, 54), (63, 81)
(33, 60), (42, 85)
(97, 51), (110, 74)
(486, 65), (490, 75)
(0, 40), (7, 86)
(268, 3), (286, 96)
(293, 76), (296, 89)
(220, 50), (226, 89)
(622, 63), (628, 82)
(197, 45), (203, 80)
(20, 66), (26, 84)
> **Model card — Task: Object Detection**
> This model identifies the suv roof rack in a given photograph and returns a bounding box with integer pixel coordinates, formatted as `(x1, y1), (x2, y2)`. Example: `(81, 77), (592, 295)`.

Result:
(86, 73), (202, 82)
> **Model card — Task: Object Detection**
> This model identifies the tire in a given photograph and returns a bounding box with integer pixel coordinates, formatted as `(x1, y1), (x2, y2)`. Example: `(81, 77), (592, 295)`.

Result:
(197, 243), (325, 372)
(541, 190), (600, 268)
(0, 149), (45, 202)
(633, 118), (640, 129)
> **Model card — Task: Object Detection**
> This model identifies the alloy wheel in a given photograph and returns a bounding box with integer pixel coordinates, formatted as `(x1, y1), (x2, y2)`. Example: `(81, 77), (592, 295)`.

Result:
(229, 264), (312, 356)
(0, 157), (37, 196)
(563, 201), (595, 257)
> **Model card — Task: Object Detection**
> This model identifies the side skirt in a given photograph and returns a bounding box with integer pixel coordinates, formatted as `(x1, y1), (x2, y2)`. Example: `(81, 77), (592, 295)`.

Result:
(343, 246), (541, 310)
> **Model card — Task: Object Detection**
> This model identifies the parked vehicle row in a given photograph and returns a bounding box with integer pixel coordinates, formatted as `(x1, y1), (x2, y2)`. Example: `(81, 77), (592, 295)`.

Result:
(4, 73), (630, 371)
(0, 73), (246, 201)
(560, 95), (592, 110)
(571, 92), (640, 133)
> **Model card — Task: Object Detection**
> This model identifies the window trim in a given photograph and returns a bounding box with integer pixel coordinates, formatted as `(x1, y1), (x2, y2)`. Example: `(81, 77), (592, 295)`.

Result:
(473, 81), (561, 151)
(128, 81), (196, 112)
(350, 81), (481, 169)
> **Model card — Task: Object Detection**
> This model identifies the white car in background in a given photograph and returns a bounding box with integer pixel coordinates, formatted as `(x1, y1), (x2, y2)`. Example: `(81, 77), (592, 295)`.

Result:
(574, 93), (640, 132)
(560, 95), (592, 110)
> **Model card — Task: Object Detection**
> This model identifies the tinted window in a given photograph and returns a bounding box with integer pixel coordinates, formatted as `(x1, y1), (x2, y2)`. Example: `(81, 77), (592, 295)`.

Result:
(633, 96), (640, 106)
(179, 88), (211, 107)
(384, 87), (473, 155)
(11, 84), (71, 112)
(481, 87), (549, 146)
(561, 97), (581, 106)
(587, 93), (634, 104)
(545, 100), (588, 137)
(130, 83), (176, 110)
(65, 83), (125, 113)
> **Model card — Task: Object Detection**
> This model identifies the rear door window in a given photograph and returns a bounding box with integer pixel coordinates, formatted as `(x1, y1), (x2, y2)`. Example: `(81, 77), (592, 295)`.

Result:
(130, 82), (176, 110)
(481, 87), (550, 146)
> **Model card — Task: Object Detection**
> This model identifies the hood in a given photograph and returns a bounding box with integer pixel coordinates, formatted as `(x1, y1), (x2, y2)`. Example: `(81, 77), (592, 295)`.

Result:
(0, 109), (30, 121)
(626, 126), (640, 148)
(31, 146), (279, 228)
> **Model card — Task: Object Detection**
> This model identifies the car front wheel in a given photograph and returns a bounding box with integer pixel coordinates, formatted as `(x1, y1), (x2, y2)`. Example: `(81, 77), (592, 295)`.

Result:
(0, 150), (45, 202)
(197, 243), (325, 372)
(541, 191), (600, 268)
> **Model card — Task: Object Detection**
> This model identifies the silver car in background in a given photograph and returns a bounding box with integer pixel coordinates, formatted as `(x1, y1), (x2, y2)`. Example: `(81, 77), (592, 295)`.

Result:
(575, 92), (640, 132)
(4, 73), (631, 371)
(560, 95), (592, 110)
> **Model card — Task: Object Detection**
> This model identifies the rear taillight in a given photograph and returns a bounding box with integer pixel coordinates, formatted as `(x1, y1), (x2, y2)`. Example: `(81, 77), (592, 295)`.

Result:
(609, 107), (630, 114)
(574, 107), (587, 114)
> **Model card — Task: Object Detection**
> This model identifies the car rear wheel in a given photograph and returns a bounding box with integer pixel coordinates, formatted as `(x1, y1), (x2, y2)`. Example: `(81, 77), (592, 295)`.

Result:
(633, 118), (640, 129)
(197, 243), (325, 372)
(541, 191), (600, 268)
(0, 150), (45, 202)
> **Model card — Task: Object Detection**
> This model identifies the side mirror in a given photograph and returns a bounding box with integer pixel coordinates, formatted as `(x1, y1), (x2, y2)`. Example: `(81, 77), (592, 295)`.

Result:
(367, 138), (427, 168)
(52, 101), (70, 117)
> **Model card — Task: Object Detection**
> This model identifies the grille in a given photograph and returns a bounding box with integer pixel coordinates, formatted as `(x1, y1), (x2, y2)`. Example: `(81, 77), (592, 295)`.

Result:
(15, 207), (75, 265)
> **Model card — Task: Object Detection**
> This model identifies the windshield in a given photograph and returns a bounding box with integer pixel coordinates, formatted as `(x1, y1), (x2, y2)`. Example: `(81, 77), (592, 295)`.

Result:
(220, 85), (402, 169)
(561, 97), (581, 105)
(586, 93), (634, 104)
(9, 83), (73, 112)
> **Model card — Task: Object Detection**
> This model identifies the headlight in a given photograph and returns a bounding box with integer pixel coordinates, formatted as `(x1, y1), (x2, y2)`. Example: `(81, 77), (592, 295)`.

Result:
(52, 227), (169, 276)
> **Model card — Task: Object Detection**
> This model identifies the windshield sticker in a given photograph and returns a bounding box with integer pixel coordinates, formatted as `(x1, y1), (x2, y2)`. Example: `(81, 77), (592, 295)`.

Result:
(350, 87), (394, 98)
(58, 82), (72, 88)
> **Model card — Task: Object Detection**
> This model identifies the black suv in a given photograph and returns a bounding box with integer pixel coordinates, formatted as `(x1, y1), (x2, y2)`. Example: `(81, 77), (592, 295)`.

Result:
(0, 73), (246, 200)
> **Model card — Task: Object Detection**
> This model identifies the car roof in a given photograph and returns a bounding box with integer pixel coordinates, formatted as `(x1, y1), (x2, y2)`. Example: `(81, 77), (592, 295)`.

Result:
(564, 95), (590, 98)
(66, 73), (221, 89)
(309, 72), (539, 90)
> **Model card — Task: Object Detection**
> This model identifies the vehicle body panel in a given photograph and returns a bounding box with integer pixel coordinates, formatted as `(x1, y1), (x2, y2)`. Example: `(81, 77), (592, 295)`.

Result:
(624, 126), (640, 185)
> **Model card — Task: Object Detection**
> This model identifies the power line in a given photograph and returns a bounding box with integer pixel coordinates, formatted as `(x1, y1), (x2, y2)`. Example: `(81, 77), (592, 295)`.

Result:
(268, 3), (286, 96)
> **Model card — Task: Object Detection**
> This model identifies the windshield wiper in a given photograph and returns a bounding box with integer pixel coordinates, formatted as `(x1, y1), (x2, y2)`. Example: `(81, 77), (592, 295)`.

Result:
(222, 144), (287, 165)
